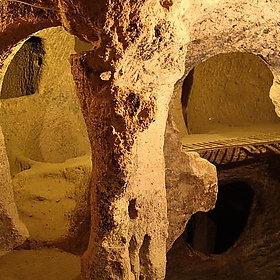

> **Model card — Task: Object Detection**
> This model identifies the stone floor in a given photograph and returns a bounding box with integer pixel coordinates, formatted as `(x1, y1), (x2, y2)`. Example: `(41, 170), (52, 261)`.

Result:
(0, 249), (80, 280)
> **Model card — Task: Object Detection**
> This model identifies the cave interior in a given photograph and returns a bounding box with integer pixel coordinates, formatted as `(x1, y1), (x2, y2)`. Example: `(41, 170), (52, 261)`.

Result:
(1, 1), (280, 280)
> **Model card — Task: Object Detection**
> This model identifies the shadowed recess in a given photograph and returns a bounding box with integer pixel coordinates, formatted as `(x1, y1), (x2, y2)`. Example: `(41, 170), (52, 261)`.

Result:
(184, 181), (254, 254)
(1, 36), (44, 99)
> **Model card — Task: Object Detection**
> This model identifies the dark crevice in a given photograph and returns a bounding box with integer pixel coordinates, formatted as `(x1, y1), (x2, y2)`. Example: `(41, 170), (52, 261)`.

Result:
(129, 236), (138, 278)
(1, 36), (44, 99)
(181, 68), (194, 131)
(128, 199), (138, 219)
(184, 181), (254, 255)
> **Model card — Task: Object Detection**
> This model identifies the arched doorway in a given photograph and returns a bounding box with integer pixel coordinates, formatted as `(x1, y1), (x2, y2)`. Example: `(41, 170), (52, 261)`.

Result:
(0, 26), (92, 279)
(172, 52), (280, 153)
(185, 181), (253, 255)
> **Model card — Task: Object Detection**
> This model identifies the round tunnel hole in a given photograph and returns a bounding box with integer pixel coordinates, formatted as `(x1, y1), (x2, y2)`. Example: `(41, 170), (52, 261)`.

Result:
(184, 181), (254, 255)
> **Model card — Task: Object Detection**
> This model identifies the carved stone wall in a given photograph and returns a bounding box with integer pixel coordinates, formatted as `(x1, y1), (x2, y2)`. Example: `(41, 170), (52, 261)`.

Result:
(0, 26), (92, 253)
(1, 0), (280, 279)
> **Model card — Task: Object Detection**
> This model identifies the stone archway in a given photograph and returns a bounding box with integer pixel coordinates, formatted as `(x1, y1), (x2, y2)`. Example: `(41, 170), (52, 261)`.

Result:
(172, 52), (280, 164)
(0, 26), (92, 278)
(181, 52), (279, 135)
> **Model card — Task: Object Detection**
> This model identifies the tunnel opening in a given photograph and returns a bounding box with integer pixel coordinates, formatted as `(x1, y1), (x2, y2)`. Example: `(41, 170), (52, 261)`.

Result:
(0, 27), (92, 279)
(1, 36), (44, 99)
(184, 181), (254, 255)
(0, 30), (91, 170)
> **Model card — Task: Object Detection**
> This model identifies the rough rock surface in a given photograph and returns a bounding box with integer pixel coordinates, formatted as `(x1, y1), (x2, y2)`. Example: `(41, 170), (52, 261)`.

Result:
(61, 1), (189, 279)
(164, 116), (218, 251)
(0, 126), (29, 255)
(166, 155), (280, 279)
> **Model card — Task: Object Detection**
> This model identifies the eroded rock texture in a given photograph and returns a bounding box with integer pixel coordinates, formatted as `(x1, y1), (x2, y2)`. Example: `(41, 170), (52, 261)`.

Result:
(164, 118), (217, 251)
(167, 154), (280, 280)
(0, 127), (29, 255)
(66, 2), (188, 277)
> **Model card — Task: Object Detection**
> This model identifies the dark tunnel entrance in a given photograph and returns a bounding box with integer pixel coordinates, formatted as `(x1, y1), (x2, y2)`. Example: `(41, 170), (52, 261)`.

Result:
(184, 181), (254, 255)
(1, 36), (44, 99)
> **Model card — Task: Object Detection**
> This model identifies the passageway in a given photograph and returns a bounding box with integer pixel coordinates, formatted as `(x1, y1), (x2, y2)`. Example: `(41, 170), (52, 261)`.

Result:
(184, 181), (253, 255)
(166, 52), (280, 280)
(0, 27), (93, 279)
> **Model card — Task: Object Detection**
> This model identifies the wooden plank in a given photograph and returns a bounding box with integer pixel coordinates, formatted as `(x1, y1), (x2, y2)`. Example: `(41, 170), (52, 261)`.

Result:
(182, 133), (280, 152)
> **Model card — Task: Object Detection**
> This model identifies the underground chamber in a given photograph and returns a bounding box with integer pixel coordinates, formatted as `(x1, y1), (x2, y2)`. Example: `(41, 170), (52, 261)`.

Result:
(166, 52), (280, 279)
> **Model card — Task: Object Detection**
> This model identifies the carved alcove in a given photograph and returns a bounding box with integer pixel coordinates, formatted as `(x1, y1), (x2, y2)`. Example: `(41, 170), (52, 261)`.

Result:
(0, 26), (92, 279)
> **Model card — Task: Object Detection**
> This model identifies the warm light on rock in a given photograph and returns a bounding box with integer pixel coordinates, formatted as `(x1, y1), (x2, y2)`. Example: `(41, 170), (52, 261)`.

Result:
(1, 1), (280, 279)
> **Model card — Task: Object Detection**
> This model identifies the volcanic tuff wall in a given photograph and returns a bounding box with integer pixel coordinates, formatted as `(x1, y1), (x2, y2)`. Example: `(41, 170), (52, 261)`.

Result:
(1, 0), (280, 279)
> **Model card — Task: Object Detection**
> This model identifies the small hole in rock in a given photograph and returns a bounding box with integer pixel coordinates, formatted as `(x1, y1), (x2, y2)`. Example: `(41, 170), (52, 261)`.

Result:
(128, 199), (138, 219)
(137, 108), (149, 121)
(160, 0), (173, 9)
